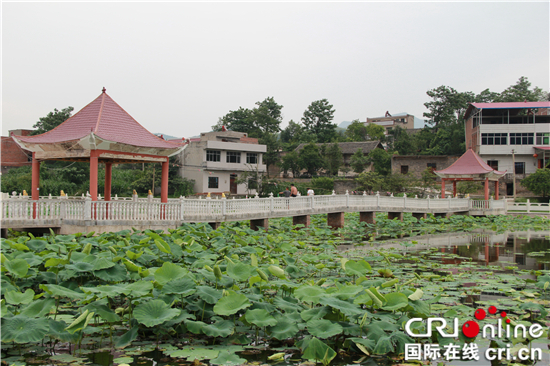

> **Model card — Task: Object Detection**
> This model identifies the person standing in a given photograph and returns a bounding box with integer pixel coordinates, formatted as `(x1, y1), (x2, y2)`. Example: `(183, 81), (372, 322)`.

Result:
(307, 188), (314, 196)
(290, 184), (298, 197)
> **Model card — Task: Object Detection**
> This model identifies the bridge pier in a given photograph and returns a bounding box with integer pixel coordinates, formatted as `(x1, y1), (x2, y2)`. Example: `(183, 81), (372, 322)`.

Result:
(209, 222), (221, 230)
(250, 218), (269, 231)
(327, 212), (345, 229)
(434, 212), (450, 218)
(359, 212), (376, 224)
(293, 215), (310, 228)
(388, 212), (403, 221)
(412, 212), (427, 221)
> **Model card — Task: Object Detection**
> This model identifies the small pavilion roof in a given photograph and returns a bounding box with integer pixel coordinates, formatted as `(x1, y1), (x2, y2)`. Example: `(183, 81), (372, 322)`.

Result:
(434, 149), (506, 180)
(13, 89), (185, 161)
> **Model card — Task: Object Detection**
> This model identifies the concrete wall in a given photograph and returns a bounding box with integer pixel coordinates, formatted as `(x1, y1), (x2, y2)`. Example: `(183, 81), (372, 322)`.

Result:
(391, 155), (460, 178)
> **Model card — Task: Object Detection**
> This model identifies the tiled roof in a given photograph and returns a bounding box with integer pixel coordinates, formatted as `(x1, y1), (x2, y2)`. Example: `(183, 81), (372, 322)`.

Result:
(16, 89), (182, 149)
(435, 149), (506, 176)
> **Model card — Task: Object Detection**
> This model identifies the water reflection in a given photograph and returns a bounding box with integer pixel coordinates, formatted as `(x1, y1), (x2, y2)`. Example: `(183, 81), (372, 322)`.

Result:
(339, 230), (550, 271)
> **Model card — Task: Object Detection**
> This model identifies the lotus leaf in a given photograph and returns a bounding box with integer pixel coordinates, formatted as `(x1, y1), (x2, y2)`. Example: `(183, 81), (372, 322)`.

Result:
(65, 262), (95, 272)
(154, 262), (187, 285)
(202, 319), (235, 337)
(307, 319), (343, 339)
(4, 258), (29, 278)
(80, 284), (127, 298)
(25, 239), (47, 252)
(300, 306), (330, 322)
(344, 260), (372, 276)
(382, 292), (408, 311)
(40, 284), (85, 299)
(245, 308), (277, 327)
(213, 293), (251, 316)
(196, 286), (223, 304)
(133, 299), (180, 327)
(162, 277), (196, 296)
(332, 285), (364, 300)
(348, 337), (375, 352)
(5, 288), (34, 305)
(301, 337), (337, 364)
(186, 320), (206, 334)
(408, 288), (424, 301)
(319, 297), (363, 316)
(93, 264), (127, 282)
(19, 298), (55, 318)
(166, 347), (219, 361)
(124, 280), (154, 297)
(2, 316), (49, 343)
(273, 297), (304, 312)
(65, 309), (94, 334)
(83, 301), (119, 322)
(390, 332), (415, 355)
(226, 262), (255, 282)
(210, 350), (247, 365)
(294, 285), (325, 304)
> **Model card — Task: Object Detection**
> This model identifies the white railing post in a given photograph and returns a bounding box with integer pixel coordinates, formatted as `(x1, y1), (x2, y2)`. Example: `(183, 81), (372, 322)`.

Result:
(345, 190), (349, 208)
(310, 194), (314, 209)
(376, 191), (380, 208)
(526, 199), (530, 213)
(448, 195), (451, 209)
(222, 196), (227, 216)
(60, 194), (68, 219)
(269, 192), (274, 213)
(84, 197), (92, 220)
(427, 195), (431, 210)
(403, 193), (407, 209)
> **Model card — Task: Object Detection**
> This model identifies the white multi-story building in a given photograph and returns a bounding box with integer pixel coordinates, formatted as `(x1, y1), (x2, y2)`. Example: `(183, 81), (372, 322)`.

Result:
(464, 101), (550, 194)
(178, 131), (266, 196)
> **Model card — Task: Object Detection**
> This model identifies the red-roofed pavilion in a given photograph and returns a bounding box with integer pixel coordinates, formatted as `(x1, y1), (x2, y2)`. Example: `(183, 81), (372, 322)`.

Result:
(13, 88), (185, 217)
(434, 149), (506, 200)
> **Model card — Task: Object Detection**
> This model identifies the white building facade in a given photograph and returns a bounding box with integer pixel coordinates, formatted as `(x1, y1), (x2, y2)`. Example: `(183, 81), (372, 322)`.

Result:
(178, 131), (267, 196)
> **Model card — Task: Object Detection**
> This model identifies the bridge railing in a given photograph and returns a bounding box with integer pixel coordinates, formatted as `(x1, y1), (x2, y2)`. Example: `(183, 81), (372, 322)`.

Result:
(1, 194), (495, 222)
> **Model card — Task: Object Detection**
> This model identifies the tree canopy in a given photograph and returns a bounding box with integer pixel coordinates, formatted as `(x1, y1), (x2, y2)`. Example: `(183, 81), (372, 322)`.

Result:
(31, 106), (74, 135)
(301, 99), (337, 143)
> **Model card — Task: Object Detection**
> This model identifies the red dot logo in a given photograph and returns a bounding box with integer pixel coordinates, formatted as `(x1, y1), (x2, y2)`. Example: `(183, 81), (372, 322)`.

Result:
(500, 311), (507, 318)
(474, 308), (486, 320)
(462, 320), (480, 338)
(488, 306), (497, 314)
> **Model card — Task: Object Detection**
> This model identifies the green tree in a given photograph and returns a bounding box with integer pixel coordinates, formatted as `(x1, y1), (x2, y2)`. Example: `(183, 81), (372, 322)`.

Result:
(279, 150), (301, 177)
(350, 149), (370, 173)
(355, 171), (384, 192)
(423, 86), (473, 129)
(298, 143), (325, 176)
(301, 99), (337, 143)
(366, 148), (392, 176)
(521, 168), (550, 198)
(365, 123), (385, 141)
(31, 106), (74, 135)
(495, 77), (548, 102)
(258, 132), (281, 174)
(345, 120), (367, 141)
(324, 143), (343, 176)
(388, 126), (416, 155)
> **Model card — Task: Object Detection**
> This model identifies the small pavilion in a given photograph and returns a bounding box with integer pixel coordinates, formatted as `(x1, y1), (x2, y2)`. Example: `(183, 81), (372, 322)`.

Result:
(12, 88), (185, 216)
(434, 149), (506, 200)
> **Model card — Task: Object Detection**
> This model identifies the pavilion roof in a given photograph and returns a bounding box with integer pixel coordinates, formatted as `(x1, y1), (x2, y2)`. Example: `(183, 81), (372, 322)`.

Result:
(434, 149), (506, 180)
(14, 88), (184, 150)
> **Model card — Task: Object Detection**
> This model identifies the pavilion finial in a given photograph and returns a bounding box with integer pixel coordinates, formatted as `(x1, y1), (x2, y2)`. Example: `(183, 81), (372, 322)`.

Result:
(102, 87), (106, 93)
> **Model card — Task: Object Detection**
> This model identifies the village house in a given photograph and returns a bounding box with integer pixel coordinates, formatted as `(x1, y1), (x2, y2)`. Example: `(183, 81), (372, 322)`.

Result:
(178, 131), (267, 196)
(1, 129), (33, 175)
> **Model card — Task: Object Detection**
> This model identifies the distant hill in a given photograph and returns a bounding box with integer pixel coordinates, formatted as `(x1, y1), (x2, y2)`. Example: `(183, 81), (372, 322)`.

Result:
(338, 121), (353, 129)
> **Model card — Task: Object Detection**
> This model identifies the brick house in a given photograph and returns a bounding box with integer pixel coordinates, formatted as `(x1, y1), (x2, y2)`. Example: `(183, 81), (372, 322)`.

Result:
(1, 129), (33, 175)
(391, 155), (460, 179)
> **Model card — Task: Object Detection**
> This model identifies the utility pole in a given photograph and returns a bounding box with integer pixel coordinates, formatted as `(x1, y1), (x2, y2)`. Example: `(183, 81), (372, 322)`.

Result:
(511, 149), (516, 201)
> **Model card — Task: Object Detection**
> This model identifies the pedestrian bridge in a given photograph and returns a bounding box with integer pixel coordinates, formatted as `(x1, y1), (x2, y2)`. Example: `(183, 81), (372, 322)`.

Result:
(0, 192), (514, 235)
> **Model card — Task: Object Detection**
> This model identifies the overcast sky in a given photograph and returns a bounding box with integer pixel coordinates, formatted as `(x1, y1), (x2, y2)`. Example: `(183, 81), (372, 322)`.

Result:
(2, 1), (549, 138)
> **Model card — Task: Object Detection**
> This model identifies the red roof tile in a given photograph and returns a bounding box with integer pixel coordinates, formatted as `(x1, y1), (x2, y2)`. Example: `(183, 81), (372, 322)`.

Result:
(435, 149), (506, 176)
(16, 89), (181, 149)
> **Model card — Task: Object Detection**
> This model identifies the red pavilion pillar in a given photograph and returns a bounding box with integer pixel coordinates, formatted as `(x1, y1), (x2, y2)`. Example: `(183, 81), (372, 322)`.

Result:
(452, 181), (457, 197)
(31, 152), (40, 219)
(494, 180), (499, 200)
(161, 159), (169, 203)
(90, 150), (99, 201)
(441, 179), (446, 198)
(104, 162), (112, 201)
(484, 177), (489, 200)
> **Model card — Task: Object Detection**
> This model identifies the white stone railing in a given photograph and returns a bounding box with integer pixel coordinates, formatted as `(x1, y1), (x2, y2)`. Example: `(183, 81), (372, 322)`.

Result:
(506, 200), (550, 213)
(1, 192), (479, 222)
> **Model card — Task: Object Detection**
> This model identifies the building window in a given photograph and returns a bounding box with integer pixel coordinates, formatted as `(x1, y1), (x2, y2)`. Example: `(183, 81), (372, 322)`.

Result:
(206, 150), (220, 162)
(536, 132), (550, 145)
(208, 177), (219, 189)
(510, 133), (534, 145)
(246, 153), (258, 164)
(226, 151), (241, 163)
(427, 163), (436, 172)
(515, 162), (525, 175)
(487, 160), (498, 170)
(481, 133), (507, 145)
(401, 165), (409, 174)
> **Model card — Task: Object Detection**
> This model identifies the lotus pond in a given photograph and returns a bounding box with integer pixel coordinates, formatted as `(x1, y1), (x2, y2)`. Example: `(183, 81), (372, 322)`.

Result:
(1, 213), (549, 366)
